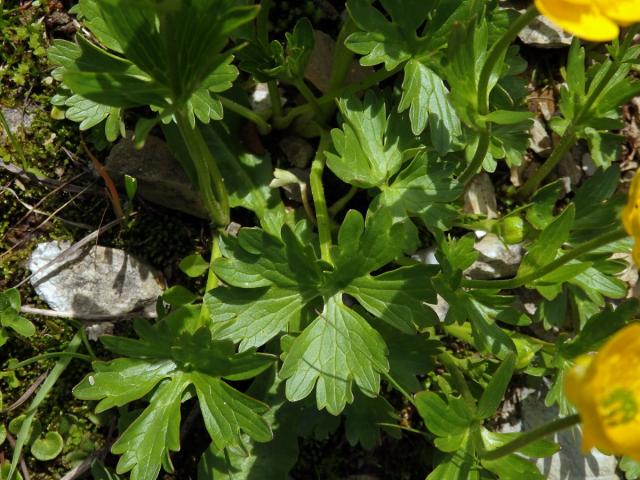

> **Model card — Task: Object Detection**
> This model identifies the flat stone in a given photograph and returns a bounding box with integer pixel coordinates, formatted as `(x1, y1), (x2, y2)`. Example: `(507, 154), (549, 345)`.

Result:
(106, 135), (209, 218)
(28, 241), (164, 316)
(499, 383), (620, 480)
(464, 173), (498, 219)
(465, 234), (523, 280)
(518, 15), (573, 48)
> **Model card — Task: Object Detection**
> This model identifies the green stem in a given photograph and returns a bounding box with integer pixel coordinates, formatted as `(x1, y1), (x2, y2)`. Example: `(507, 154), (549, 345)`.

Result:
(462, 226), (628, 290)
(294, 79), (324, 121)
(438, 352), (476, 409)
(382, 371), (416, 408)
(482, 414), (581, 460)
(219, 96), (271, 135)
(459, 128), (491, 184)
(7, 332), (83, 480)
(310, 134), (333, 264)
(477, 5), (538, 116)
(328, 186), (358, 217)
(200, 231), (221, 322)
(275, 65), (402, 129)
(175, 110), (229, 226)
(267, 81), (284, 121)
(519, 25), (640, 198)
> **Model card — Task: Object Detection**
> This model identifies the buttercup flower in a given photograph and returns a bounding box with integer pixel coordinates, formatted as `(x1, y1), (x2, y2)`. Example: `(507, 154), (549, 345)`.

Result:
(565, 323), (640, 460)
(535, 0), (640, 42)
(623, 170), (640, 266)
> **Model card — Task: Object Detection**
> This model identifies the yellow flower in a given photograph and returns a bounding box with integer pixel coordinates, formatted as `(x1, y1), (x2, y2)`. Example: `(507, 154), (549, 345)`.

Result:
(565, 323), (640, 460)
(623, 170), (640, 266)
(535, 0), (640, 41)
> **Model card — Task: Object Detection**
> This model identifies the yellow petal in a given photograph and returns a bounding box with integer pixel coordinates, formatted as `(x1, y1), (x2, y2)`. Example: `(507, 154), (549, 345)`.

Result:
(595, 0), (640, 25)
(535, 0), (620, 41)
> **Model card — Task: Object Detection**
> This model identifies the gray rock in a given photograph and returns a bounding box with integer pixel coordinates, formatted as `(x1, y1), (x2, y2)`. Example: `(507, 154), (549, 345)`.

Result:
(106, 135), (209, 218)
(464, 173), (498, 219)
(519, 15), (573, 48)
(465, 234), (523, 280)
(28, 241), (164, 316)
(499, 383), (620, 480)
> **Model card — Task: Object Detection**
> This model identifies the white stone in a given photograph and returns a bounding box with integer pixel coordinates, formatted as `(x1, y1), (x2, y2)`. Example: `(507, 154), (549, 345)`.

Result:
(28, 241), (164, 316)
(465, 234), (523, 280)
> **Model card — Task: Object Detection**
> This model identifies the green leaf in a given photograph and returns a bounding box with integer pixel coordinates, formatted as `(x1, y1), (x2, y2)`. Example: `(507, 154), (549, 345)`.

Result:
(481, 429), (559, 458)
(398, 60), (461, 151)
(280, 295), (389, 415)
(31, 431), (64, 461)
(377, 153), (462, 231)
(476, 354), (515, 420)
(326, 91), (407, 189)
(197, 378), (300, 480)
(415, 392), (472, 438)
(179, 254), (210, 278)
(560, 300), (638, 359)
(620, 456), (640, 480)
(49, 37), (169, 109)
(111, 375), (188, 480)
(74, 307), (274, 480)
(518, 205), (575, 279)
(345, 265), (439, 332)
(191, 372), (271, 450)
(162, 286), (198, 306)
(345, 0), (433, 69)
(427, 435), (479, 480)
(344, 393), (398, 449)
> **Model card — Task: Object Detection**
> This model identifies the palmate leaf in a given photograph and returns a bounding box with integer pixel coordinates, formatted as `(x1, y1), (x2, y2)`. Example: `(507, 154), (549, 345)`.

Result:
(326, 92), (417, 189)
(89, 0), (258, 101)
(73, 306), (275, 480)
(398, 59), (461, 151)
(206, 208), (438, 414)
(280, 294), (389, 413)
(376, 152), (463, 233)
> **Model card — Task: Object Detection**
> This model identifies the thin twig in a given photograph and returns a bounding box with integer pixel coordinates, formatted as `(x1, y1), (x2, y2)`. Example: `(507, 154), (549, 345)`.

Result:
(1, 183), (97, 261)
(0, 159), (102, 196)
(3, 371), (48, 413)
(19, 305), (157, 321)
(10, 214), (134, 288)
(0, 186), (93, 230)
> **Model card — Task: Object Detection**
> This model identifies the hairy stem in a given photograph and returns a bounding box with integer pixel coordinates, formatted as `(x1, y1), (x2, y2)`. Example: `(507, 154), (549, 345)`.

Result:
(200, 231), (221, 322)
(175, 110), (229, 226)
(310, 134), (333, 264)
